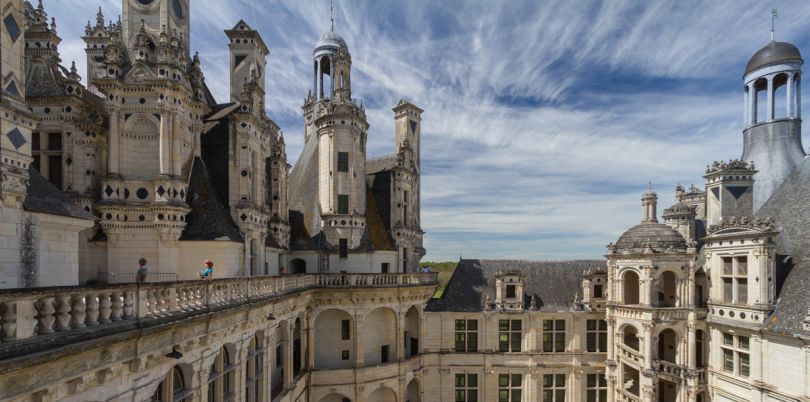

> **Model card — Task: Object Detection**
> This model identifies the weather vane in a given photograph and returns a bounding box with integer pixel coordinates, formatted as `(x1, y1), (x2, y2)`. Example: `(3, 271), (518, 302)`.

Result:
(771, 8), (777, 41)
(330, 0), (334, 31)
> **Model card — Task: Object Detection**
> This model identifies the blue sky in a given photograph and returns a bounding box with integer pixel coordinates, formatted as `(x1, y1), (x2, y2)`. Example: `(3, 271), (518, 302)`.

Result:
(46, 0), (810, 261)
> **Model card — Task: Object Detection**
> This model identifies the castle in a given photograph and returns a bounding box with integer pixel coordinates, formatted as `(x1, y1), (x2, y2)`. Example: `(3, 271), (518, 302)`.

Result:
(0, 1), (809, 402)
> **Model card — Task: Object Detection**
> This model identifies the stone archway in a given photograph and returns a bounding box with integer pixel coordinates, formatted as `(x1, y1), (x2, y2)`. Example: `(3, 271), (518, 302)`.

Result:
(404, 378), (420, 402)
(315, 309), (354, 369)
(368, 387), (397, 402)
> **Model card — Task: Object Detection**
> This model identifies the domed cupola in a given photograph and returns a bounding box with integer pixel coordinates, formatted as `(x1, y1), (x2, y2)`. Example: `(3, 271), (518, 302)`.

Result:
(745, 40), (802, 76)
(312, 26), (352, 101)
(609, 185), (687, 254)
(315, 28), (348, 54)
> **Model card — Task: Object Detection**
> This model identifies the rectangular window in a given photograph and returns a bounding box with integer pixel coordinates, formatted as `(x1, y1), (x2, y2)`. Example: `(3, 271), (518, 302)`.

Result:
(586, 319), (608, 352)
(455, 319), (479, 352)
(543, 374), (565, 402)
(31, 132), (40, 150)
(543, 320), (566, 352)
(498, 320), (522, 352)
(586, 373), (607, 402)
(47, 132), (62, 151)
(506, 285), (516, 298)
(341, 350), (349, 360)
(381, 262), (390, 273)
(339, 239), (348, 258)
(48, 155), (62, 190)
(341, 319), (350, 340)
(455, 373), (478, 402)
(720, 333), (750, 378)
(337, 152), (349, 172)
(721, 256), (749, 304)
(498, 374), (521, 402)
(593, 285), (603, 298)
(381, 345), (389, 364)
(337, 194), (349, 214)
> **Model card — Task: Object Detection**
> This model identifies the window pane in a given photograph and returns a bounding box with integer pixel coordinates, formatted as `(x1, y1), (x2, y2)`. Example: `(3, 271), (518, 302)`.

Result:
(599, 333), (607, 352)
(456, 374), (465, 387)
(723, 333), (734, 346)
(555, 374), (565, 386)
(739, 336), (749, 350)
(468, 374), (478, 387)
(468, 389), (477, 402)
(499, 390), (508, 402)
(587, 390), (596, 402)
(723, 279), (733, 302)
(739, 352), (750, 377)
(587, 319), (596, 330)
(738, 279), (748, 304)
(723, 257), (733, 275)
(511, 374), (521, 386)
(511, 320), (522, 331)
(599, 390), (607, 401)
(456, 320), (466, 330)
(499, 374), (509, 387)
(555, 334), (565, 352)
(543, 374), (552, 387)
(587, 333), (596, 352)
(543, 320), (552, 331)
(47, 132), (62, 151)
(500, 320), (509, 331)
(543, 390), (551, 402)
(468, 320), (478, 330)
(555, 390), (565, 401)
(555, 320), (565, 330)
(599, 320), (607, 330)
(468, 333), (478, 352)
(587, 374), (595, 387)
(337, 195), (349, 214)
(737, 256), (748, 274)
(455, 390), (466, 402)
(723, 349), (734, 372)
(511, 389), (521, 402)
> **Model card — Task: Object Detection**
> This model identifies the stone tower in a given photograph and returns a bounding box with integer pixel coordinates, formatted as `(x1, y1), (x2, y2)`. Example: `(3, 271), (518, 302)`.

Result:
(225, 20), (268, 103)
(311, 27), (369, 248)
(122, 0), (190, 62)
(741, 40), (806, 210)
(704, 160), (756, 227)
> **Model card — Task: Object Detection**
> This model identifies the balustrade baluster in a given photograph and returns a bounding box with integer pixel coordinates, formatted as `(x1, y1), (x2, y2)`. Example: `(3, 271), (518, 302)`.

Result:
(35, 298), (56, 334)
(110, 292), (123, 321)
(70, 295), (87, 329)
(0, 302), (17, 341)
(55, 295), (71, 330)
(123, 292), (135, 318)
(98, 293), (112, 324)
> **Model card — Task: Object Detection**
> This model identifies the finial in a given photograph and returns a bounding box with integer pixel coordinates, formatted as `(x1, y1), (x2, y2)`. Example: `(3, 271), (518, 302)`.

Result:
(648, 178), (652, 191)
(330, 0), (334, 31)
(771, 8), (777, 41)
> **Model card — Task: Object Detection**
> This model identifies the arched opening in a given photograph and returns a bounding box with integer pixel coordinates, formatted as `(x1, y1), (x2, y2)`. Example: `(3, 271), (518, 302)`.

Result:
(404, 306), (420, 358)
(696, 330), (705, 368)
(293, 318), (302, 376)
(796, 73), (802, 118)
(657, 329), (678, 364)
(695, 268), (708, 307)
(246, 332), (264, 402)
(405, 378), (421, 402)
(368, 387), (397, 402)
(658, 271), (677, 307)
(319, 56), (332, 99)
(658, 378), (678, 402)
(121, 114), (160, 179)
(270, 322), (287, 399)
(315, 309), (354, 369)
(755, 77), (768, 123)
(207, 344), (236, 402)
(744, 85), (751, 124)
(773, 73), (789, 119)
(150, 365), (190, 402)
(363, 307), (397, 366)
(623, 270), (640, 305)
(622, 326), (639, 351)
(621, 364), (639, 397)
(319, 394), (351, 402)
(290, 258), (306, 274)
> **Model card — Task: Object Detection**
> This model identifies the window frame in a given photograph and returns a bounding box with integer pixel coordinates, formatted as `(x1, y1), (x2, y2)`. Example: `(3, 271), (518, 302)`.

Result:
(455, 373), (479, 402)
(542, 373), (566, 402)
(720, 333), (750, 378)
(586, 373), (607, 402)
(498, 319), (522, 353)
(337, 151), (349, 172)
(586, 319), (608, 353)
(720, 256), (749, 304)
(337, 194), (349, 214)
(454, 319), (479, 352)
(498, 373), (522, 402)
(542, 319), (566, 353)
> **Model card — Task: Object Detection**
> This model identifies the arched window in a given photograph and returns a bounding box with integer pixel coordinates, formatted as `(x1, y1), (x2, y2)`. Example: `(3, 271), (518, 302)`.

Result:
(151, 365), (189, 402)
(658, 271), (677, 307)
(245, 332), (265, 402)
(755, 77), (768, 123)
(208, 345), (236, 402)
(622, 326), (639, 351)
(657, 329), (678, 364)
(623, 271), (640, 305)
(773, 73), (788, 119)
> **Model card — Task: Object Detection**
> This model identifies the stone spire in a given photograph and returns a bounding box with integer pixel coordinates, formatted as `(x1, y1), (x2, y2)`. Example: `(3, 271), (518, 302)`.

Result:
(641, 181), (658, 223)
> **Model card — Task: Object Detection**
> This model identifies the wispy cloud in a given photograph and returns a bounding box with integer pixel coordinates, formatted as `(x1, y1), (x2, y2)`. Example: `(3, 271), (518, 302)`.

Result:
(43, 0), (810, 260)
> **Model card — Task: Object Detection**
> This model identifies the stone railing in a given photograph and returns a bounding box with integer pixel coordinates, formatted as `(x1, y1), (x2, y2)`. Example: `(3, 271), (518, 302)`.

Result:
(611, 305), (708, 323)
(657, 360), (683, 378)
(617, 343), (643, 365)
(0, 273), (437, 359)
(617, 389), (640, 402)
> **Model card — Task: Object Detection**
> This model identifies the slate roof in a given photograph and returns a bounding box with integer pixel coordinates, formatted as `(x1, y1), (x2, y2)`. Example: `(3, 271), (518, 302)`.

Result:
(426, 259), (606, 312)
(756, 158), (810, 336)
(180, 157), (242, 242)
(745, 40), (803, 75)
(615, 222), (687, 253)
(23, 166), (94, 220)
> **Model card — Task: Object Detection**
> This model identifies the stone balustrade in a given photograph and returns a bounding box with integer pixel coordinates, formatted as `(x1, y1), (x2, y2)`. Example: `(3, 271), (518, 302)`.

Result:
(617, 389), (640, 402)
(0, 273), (437, 359)
(611, 305), (708, 323)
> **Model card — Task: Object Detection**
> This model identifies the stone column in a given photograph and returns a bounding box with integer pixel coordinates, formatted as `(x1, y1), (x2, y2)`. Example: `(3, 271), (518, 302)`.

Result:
(642, 323), (653, 370)
(172, 111), (182, 176)
(749, 83), (757, 124)
(283, 325), (293, 388)
(750, 334), (763, 383)
(159, 111), (171, 176)
(607, 318), (616, 361)
(306, 310), (315, 369)
(354, 314), (365, 367)
(787, 73), (794, 117)
(397, 312), (405, 361)
(767, 76), (774, 121)
(108, 108), (120, 175)
(687, 323), (696, 369)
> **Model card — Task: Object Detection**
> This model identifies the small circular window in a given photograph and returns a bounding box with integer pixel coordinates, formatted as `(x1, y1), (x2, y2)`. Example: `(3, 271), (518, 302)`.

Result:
(137, 0), (154, 5)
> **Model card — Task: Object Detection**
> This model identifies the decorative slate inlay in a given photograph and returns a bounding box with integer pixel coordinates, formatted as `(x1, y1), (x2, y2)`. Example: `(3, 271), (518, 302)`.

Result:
(240, 213), (247, 221)
(6, 128), (26, 149)
(124, 188), (130, 199)
(5, 81), (19, 97)
(409, 120), (417, 133)
(156, 185), (166, 197)
(710, 187), (720, 200)
(179, 189), (185, 199)
(65, 156), (72, 166)
(136, 188), (148, 200)
(727, 186), (749, 200)
(104, 185), (114, 197)
(4, 14), (21, 42)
